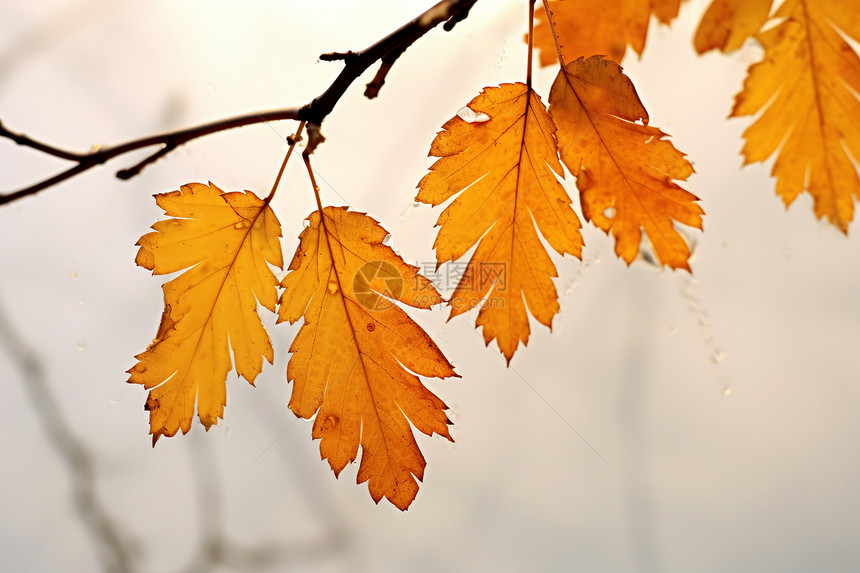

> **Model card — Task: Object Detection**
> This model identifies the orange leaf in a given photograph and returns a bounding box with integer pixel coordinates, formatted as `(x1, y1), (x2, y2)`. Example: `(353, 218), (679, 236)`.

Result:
(549, 56), (703, 269)
(278, 207), (455, 510)
(732, 0), (860, 231)
(533, 0), (685, 67)
(694, 0), (773, 54)
(128, 182), (283, 444)
(417, 83), (583, 364)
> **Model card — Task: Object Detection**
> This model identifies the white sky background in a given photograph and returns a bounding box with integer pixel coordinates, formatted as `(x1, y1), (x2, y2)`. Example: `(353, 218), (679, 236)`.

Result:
(1, 1), (859, 572)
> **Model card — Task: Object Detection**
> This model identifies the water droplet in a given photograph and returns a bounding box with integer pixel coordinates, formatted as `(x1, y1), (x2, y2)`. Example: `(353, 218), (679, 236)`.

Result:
(77, 342), (86, 351)
(456, 106), (490, 123)
(327, 281), (339, 294)
(234, 221), (246, 230)
(722, 387), (733, 397)
(711, 349), (725, 364)
(603, 206), (617, 219)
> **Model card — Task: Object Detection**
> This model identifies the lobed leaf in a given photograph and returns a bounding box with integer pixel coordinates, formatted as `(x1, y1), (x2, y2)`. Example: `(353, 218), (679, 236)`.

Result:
(533, 0), (685, 67)
(128, 182), (283, 444)
(732, 0), (860, 231)
(549, 56), (703, 269)
(278, 207), (455, 510)
(417, 82), (583, 363)
(694, 0), (773, 54)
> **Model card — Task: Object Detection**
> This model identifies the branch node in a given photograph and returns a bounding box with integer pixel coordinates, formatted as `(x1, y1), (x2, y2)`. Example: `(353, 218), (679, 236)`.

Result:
(444, 0), (477, 31)
(319, 50), (356, 62)
(116, 143), (175, 180)
(364, 62), (394, 99)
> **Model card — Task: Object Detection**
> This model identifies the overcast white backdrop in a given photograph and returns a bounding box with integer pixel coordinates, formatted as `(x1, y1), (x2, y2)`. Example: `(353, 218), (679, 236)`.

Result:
(1, 1), (859, 572)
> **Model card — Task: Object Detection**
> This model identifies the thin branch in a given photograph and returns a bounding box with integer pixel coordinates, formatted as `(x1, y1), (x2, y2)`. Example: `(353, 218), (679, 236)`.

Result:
(0, 108), (302, 206)
(365, 47), (407, 99)
(0, 120), (86, 161)
(442, 0), (478, 31)
(0, 0), (479, 206)
(364, 0), (477, 99)
(266, 121), (305, 202)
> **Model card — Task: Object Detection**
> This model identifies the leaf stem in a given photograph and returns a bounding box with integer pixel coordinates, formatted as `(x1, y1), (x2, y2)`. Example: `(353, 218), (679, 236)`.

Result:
(527, 0), (536, 89)
(540, 0), (567, 66)
(266, 121), (306, 203)
(304, 154), (326, 216)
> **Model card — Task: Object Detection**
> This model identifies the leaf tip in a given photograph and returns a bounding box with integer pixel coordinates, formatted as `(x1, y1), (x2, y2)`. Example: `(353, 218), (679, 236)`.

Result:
(134, 247), (156, 271)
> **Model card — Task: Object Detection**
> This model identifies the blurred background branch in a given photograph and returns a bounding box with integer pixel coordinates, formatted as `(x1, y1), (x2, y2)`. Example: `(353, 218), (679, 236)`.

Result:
(0, 295), (138, 573)
(0, 290), (352, 572)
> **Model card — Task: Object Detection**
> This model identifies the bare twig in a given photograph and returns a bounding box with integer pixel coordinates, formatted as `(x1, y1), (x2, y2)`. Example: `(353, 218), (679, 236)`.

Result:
(362, 0), (478, 99)
(364, 47), (407, 99)
(0, 0), (479, 206)
(442, 0), (478, 31)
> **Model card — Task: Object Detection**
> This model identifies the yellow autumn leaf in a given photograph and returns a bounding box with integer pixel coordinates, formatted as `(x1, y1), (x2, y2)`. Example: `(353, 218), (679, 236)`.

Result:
(549, 56), (703, 269)
(533, 0), (685, 66)
(128, 182), (283, 445)
(694, 0), (773, 54)
(732, 0), (860, 231)
(417, 82), (583, 363)
(278, 207), (455, 511)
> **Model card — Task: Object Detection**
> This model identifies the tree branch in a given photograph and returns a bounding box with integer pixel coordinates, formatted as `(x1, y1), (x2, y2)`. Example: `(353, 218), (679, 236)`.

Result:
(0, 0), (479, 206)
